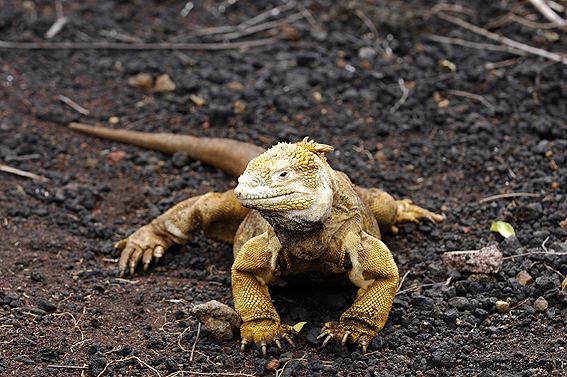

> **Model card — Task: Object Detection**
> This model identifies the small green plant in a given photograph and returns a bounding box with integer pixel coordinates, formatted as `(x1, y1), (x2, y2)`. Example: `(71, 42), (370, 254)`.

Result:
(490, 221), (516, 238)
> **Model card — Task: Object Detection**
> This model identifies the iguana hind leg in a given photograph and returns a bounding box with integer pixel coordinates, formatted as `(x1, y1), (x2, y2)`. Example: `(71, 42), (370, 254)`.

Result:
(116, 189), (249, 276)
(356, 187), (444, 235)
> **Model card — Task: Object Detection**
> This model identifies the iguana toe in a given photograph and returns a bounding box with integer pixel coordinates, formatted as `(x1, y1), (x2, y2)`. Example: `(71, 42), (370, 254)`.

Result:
(395, 199), (445, 225)
(239, 320), (295, 354)
(319, 321), (377, 354)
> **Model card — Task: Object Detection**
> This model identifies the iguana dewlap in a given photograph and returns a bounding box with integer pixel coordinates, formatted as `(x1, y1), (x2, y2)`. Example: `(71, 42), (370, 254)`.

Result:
(70, 124), (444, 354)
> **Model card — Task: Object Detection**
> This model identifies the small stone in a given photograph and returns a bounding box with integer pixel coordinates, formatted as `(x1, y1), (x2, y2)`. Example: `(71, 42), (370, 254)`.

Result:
(35, 346), (58, 362)
(233, 100), (246, 114)
(88, 357), (107, 376)
(190, 94), (207, 106)
(516, 270), (533, 286)
(358, 46), (377, 59)
(154, 73), (176, 92)
(146, 336), (166, 350)
(533, 296), (548, 312)
(227, 81), (243, 92)
(312, 92), (322, 103)
(440, 245), (502, 273)
(551, 181), (560, 190)
(495, 300), (510, 313)
(171, 151), (189, 168)
(189, 300), (241, 341)
(266, 359), (280, 371)
(448, 296), (469, 310)
(128, 73), (153, 90)
(108, 116), (119, 124)
(37, 299), (57, 312)
(106, 150), (127, 165)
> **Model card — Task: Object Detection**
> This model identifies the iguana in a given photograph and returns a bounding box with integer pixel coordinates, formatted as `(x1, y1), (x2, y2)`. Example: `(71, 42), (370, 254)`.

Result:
(69, 122), (444, 354)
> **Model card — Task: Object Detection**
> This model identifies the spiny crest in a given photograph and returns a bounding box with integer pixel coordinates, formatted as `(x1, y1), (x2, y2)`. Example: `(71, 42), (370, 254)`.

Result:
(295, 137), (334, 155)
(245, 138), (333, 176)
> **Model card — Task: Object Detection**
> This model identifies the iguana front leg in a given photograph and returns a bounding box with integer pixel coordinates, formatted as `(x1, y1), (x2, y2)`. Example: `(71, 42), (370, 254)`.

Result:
(318, 231), (399, 353)
(231, 232), (295, 355)
(116, 190), (249, 276)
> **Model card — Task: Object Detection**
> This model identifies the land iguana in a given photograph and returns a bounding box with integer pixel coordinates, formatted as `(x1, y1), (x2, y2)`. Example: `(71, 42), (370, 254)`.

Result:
(69, 122), (444, 354)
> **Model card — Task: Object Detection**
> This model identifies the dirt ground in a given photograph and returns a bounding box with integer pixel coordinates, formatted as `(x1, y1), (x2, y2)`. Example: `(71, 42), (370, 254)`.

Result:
(1, 0), (567, 376)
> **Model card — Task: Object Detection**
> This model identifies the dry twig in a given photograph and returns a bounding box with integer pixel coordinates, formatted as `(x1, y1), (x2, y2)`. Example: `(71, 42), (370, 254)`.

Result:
(0, 38), (277, 51)
(479, 192), (541, 203)
(434, 11), (567, 65)
(528, 0), (567, 25)
(189, 322), (201, 362)
(390, 78), (409, 113)
(45, 1), (68, 39)
(429, 35), (527, 56)
(210, 13), (303, 41)
(47, 364), (88, 370)
(58, 94), (90, 115)
(447, 89), (495, 112)
(0, 164), (50, 182)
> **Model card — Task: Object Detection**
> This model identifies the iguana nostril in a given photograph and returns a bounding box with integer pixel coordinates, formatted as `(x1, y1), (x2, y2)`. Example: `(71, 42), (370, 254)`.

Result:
(249, 176), (261, 187)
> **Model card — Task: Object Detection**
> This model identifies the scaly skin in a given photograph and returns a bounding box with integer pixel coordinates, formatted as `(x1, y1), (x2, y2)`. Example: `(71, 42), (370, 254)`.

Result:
(70, 125), (444, 354)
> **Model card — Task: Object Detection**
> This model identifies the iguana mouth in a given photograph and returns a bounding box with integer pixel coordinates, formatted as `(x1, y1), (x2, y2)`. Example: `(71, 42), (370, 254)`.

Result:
(236, 190), (293, 201)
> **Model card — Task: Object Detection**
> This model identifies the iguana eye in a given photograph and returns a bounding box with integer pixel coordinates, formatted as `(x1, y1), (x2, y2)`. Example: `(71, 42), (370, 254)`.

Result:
(274, 170), (291, 181)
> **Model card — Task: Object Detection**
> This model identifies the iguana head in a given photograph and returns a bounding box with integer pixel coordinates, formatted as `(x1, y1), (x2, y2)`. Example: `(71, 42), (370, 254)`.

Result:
(235, 138), (335, 228)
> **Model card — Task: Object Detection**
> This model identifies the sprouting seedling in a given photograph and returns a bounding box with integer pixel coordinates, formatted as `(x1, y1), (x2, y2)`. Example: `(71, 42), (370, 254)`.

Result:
(490, 221), (516, 238)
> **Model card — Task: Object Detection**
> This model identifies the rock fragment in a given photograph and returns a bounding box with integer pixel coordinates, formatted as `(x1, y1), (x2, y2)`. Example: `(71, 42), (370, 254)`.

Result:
(154, 73), (176, 92)
(533, 296), (548, 312)
(227, 81), (244, 92)
(128, 73), (153, 90)
(189, 300), (241, 341)
(516, 270), (533, 286)
(440, 245), (502, 273)
(190, 94), (207, 106)
(495, 299), (510, 313)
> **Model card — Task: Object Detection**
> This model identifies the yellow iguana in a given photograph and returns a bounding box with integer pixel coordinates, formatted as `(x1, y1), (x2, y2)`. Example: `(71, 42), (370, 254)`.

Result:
(69, 122), (444, 354)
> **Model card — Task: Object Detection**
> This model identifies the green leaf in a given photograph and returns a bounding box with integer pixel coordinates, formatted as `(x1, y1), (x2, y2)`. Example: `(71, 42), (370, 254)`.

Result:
(490, 221), (516, 238)
(292, 321), (307, 333)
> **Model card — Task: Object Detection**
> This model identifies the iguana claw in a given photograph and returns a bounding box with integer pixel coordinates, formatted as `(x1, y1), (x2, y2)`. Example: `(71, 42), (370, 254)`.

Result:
(341, 331), (350, 346)
(239, 320), (295, 354)
(282, 333), (295, 347)
(318, 321), (376, 354)
(259, 340), (267, 356)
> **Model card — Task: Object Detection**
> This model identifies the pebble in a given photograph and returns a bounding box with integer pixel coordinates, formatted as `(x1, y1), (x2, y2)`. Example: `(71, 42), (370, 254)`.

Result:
(533, 296), (548, 312)
(128, 72), (153, 89)
(266, 359), (280, 371)
(154, 73), (176, 92)
(448, 296), (469, 310)
(190, 94), (207, 106)
(515, 270), (533, 286)
(495, 299), (510, 313)
(358, 46), (377, 59)
(227, 81), (243, 92)
(189, 300), (241, 341)
(233, 100), (246, 114)
(440, 245), (502, 273)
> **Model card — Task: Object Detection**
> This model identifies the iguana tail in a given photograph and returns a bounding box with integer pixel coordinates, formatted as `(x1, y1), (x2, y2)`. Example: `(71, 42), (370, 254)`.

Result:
(69, 122), (265, 178)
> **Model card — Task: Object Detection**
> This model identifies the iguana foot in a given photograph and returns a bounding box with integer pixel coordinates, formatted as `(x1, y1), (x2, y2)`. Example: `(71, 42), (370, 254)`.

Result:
(317, 320), (376, 354)
(394, 199), (445, 228)
(240, 319), (296, 355)
(115, 224), (174, 277)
